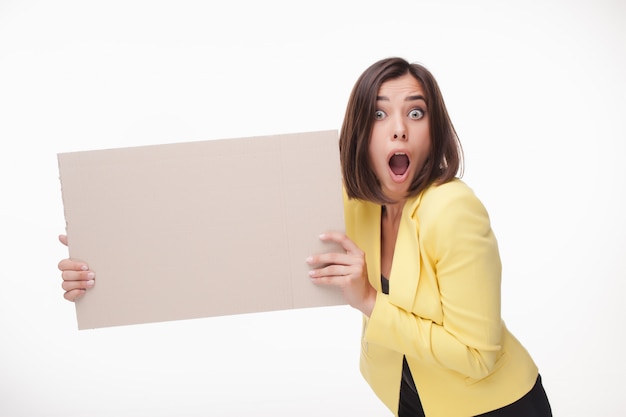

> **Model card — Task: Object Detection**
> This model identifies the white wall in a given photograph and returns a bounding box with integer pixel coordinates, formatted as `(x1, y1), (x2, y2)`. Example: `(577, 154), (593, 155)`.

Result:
(1, 0), (624, 415)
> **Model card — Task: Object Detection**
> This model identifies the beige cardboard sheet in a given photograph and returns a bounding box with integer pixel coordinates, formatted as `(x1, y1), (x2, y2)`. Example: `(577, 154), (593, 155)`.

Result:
(58, 130), (346, 329)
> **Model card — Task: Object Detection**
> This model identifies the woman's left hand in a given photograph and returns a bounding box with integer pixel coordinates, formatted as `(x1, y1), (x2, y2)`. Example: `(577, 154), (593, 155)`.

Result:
(306, 232), (377, 317)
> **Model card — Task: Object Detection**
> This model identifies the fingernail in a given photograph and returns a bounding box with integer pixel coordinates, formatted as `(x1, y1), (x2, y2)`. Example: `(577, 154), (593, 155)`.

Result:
(80, 265), (89, 271)
(86, 280), (95, 287)
(305, 256), (313, 264)
(87, 272), (95, 279)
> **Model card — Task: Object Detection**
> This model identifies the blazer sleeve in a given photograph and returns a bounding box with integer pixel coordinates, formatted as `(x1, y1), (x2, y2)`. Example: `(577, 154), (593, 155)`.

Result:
(363, 183), (504, 380)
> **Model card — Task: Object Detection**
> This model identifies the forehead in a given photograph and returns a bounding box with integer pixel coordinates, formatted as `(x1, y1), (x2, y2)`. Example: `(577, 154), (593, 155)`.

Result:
(377, 73), (424, 97)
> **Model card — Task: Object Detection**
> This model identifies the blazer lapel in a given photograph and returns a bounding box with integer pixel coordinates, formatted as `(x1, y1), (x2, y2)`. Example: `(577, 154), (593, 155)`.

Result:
(388, 196), (422, 311)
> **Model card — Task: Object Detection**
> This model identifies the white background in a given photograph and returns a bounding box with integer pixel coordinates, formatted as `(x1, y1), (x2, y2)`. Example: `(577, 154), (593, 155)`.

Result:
(1, 0), (625, 415)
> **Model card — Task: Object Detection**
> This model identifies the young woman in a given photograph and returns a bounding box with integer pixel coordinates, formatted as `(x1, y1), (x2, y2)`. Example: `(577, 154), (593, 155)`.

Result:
(306, 57), (552, 416)
(59, 57), (552, 416)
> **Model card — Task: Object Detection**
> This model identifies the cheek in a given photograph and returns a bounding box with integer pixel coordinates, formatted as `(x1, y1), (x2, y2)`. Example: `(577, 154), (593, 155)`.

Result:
(367, 133), (382, 160)
(410, 122), (430, 138)
(412, 126), (431, 152)
(367, 140), (387, 177)
(410, 130), (432, 169)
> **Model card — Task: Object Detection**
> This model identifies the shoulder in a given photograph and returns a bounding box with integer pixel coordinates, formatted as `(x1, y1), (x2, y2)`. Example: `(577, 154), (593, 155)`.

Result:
(412, 179), (492, 237)
(415, 178), (484, 215)
(343, 187), (375, 215)
(343, 188), (379, 238)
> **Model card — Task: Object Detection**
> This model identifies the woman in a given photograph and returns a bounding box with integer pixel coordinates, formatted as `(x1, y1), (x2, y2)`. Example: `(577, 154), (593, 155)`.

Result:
(306, 58), (552, 416)
(59, 57), (552, 416)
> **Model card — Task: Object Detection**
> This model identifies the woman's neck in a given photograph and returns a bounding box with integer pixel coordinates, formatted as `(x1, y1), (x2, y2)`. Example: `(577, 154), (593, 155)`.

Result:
(382, 201), (405, 224)
(380, 201), (405, 279)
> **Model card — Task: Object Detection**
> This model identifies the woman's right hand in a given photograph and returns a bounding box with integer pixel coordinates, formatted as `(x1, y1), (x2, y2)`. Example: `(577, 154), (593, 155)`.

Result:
(57, 234), (95, 302)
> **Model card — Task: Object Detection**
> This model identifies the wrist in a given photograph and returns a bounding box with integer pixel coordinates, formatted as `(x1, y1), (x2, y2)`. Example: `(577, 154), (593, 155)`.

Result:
(360, 286), (377, 317)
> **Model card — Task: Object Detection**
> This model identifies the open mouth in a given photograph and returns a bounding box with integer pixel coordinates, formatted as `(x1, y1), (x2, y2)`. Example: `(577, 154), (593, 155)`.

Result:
(389, 152), (410, 176)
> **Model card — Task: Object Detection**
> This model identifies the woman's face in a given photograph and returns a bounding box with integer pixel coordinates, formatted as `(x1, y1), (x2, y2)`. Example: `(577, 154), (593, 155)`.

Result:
(368, 73), (431, 203)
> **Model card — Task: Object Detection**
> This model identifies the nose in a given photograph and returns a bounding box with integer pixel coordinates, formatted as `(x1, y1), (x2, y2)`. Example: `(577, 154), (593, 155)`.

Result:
(392, 123), (407, 141)
(393, 132), (406, 140)
(391, 115), (407, 141)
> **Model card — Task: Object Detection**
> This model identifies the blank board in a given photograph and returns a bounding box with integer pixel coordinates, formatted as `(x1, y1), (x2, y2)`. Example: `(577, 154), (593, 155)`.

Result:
(58, 130), (346, 329)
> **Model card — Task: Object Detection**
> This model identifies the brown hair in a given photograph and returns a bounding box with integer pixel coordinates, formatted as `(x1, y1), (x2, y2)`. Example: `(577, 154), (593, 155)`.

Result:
(339, 57), (463, 204)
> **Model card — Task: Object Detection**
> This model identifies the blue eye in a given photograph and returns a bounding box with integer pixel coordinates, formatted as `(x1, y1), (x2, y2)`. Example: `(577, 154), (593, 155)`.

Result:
(374, 110), (386, 120)
(409, 109), (425, 119)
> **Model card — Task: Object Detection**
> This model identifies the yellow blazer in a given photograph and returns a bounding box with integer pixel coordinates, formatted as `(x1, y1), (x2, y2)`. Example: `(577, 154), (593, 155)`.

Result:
(344, 179), (538, 417)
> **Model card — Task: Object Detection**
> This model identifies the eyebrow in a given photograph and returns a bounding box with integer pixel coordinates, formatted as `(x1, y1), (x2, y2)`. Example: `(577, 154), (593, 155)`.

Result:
(376, 94), (426, 102)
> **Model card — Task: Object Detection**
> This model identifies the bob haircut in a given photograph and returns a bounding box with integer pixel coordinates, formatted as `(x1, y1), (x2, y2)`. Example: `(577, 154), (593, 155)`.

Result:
(339, 57), (463, 205)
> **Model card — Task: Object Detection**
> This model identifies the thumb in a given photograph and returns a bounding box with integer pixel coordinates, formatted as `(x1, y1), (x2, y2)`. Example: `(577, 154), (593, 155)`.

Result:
(58, 234), (68, 247)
